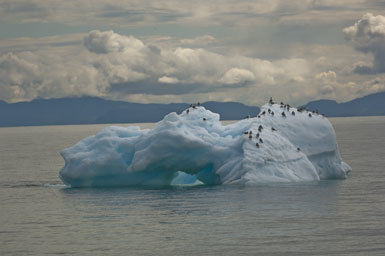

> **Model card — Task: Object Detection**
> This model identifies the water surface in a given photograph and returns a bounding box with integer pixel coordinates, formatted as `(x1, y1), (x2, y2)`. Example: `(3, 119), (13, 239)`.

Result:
(1, 117), (385, 255)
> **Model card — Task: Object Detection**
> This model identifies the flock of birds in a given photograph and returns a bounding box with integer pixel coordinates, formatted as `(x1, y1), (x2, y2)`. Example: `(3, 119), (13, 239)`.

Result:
(243, 97), (324, 150)
(184, 98), (324, 151)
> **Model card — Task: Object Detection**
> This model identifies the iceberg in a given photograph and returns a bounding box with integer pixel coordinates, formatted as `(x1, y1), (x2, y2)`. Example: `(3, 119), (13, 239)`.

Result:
(60, 103), (351, 187)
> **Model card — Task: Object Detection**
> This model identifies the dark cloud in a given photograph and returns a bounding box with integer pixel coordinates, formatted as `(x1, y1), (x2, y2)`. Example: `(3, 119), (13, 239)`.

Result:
(344, 13), (385, 74)
(109, 80), (209, 95)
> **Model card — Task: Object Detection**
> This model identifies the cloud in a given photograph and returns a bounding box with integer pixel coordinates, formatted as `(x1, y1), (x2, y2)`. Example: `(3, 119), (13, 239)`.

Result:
(344, 13), (385, 74)
(1, 0), (382, 28)
(158, 76), (179, 84)
(180, 35), (216, 46)
(315, 70), (336, 83)
(84, 30), (145, 54)
(2, 29), (384, 106)
(0, 30), (313, 103)
(219, 68), (255, 85)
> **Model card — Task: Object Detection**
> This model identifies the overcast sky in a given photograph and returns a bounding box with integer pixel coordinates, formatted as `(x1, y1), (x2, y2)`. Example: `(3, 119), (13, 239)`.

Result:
(1, 0), (385, 106)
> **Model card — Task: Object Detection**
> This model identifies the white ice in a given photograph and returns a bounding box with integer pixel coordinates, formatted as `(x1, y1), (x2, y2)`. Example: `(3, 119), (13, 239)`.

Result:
(60, 103), (351, 187)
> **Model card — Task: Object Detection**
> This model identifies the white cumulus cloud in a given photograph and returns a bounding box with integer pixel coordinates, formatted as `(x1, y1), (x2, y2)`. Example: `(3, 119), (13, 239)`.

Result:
(220, 68), (255, 85)
(158, 76), (179, 83)
(344, 13), (385, 74)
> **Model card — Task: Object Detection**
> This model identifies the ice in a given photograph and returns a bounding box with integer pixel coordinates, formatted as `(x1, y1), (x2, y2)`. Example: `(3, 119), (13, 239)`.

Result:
(60, 103), (351, 187)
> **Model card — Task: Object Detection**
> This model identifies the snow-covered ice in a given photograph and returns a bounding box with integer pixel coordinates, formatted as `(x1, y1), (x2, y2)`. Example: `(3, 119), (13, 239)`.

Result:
(60, 103), (351, 187)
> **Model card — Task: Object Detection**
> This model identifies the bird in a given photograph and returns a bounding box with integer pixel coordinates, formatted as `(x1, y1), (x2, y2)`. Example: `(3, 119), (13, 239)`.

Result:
(256, 143), (259, 148)
(271, 127), (276, 131)
(186, 109), (189, 114)
(309, 113), (312, 117)
(297, 147), (301, 152)
(282, 112), (286, 117)
(291, 111), (295, 116)
(249, 134), (253, 139)
(259, 138), (263, 143)
(256, 133), (259, 138)
(203, 118), (206, 121)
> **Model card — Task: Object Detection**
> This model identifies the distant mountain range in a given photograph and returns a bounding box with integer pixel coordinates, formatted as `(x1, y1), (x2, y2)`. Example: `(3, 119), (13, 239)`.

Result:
(0, 91), (384, 127)
(0, 97), (259, 127)
(304, 91), (385, 117)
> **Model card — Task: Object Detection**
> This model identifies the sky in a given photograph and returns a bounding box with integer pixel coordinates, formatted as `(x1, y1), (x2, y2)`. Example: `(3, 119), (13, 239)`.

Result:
(1, 1), (385, 106)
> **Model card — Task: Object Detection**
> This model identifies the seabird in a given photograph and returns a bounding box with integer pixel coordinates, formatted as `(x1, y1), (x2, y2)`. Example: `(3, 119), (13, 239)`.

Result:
(282, 112), (286, 117)
(291, 111), (295, 116)
(309, 113), (312, 117)
(259, 138), (263, 143)
(297, 147), (301, 152)
(203, 118), (206, 121)
(272, 127), (276, 131)
(256, 143), (259, 148)
(256, 133), (259, 138)
(268, 109), (271, 114)
(186, 109), (189, 114)
(249, 134), (252, 139)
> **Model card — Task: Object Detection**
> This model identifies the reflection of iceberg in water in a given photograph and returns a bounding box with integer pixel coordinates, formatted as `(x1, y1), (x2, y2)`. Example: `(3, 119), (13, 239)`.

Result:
(60, 103), (351, 187)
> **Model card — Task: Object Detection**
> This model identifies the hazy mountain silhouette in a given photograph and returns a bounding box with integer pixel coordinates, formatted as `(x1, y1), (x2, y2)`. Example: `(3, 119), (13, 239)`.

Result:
(0, 97), (259, 127)
(1, 92), (384, 127)
(305, 91), (385, 117)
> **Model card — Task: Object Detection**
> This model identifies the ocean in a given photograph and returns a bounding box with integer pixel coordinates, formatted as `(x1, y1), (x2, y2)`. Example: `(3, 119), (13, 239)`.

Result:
(1, 116), (385, 255)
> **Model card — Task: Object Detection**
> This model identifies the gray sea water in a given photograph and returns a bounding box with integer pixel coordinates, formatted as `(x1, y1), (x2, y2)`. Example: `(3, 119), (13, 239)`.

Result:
(1, 116), (385, 256)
